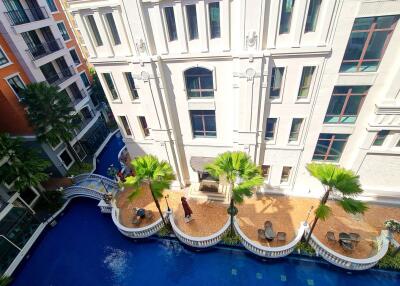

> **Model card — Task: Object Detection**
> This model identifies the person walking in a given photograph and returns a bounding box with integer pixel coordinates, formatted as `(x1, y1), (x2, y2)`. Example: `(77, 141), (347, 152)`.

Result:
(181, 197), (193, 223)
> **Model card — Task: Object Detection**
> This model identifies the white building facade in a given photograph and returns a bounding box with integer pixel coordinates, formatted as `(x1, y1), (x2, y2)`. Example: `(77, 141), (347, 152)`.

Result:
(67, 0), (400, 201)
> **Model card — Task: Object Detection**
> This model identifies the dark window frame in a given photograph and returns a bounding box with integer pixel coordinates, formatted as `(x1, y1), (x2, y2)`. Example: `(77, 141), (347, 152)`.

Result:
(270, 67), (285, 99)
(208, 2), (221, 39)
(86, 15), (103, 46)
(265, 118), (277, 140)
(124, 72), (139, 100)
(164, 7), (178, 41)
(190, 110), (217, 138)
(304, 0), (321, 32)
(138, 116), (150, 137)
(184, 67), (214, 98)
(0, 47), (10, 66)
(289, 118), (303, 142)
(312, 133), (350, 162)
(186, 4), (199, 40)
(119, 116), (132, 136)
(372, 130), (389, 146)
(57, 22), (70, 41)
(297, 66), (315, 99)
(105, 12), (121, 45)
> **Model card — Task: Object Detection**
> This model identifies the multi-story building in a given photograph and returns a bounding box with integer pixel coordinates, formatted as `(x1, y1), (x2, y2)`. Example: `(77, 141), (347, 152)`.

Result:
(0, 0), (110, 176)
(67, 0), (400, 202)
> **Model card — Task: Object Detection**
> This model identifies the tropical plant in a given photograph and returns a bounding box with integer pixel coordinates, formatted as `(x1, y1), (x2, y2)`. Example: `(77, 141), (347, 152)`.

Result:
(89, 67), (106, 105)
(205, 151), (264, 236)
(385, 219), (400, 256)
(123, 155), (175, 226)
(20, 82), (82, 166)
(0, 275), (12, 286)
(0, 133), (50, 199)
(305, 163), (368, 243)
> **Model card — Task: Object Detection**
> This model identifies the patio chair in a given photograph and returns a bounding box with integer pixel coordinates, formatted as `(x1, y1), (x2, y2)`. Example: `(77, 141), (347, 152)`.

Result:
(349, 232), (360, 244)
(264, 221), (276, 240)
(325, 231), (336, 243)
(264, 221), (272, 229)
(258, 229), (266, 240)
(145, 210), (154, 220)
(277, 232), (286, 242)
(339, 239), (354, 251)
(132, 216), (141, 226)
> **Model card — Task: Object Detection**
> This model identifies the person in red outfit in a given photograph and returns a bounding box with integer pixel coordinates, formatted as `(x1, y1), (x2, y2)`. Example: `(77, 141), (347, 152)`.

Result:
(181, 197), (193, 223)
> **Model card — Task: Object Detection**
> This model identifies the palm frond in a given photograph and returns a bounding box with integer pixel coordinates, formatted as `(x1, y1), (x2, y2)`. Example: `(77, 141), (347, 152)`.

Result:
(337, 197), (368, 215)
(232, 186), (253, 204)
(315, 204), (331, 221)
(123, 175), (142, 191)
(151, 180), (170, 198)
(127, 188), (141, 201)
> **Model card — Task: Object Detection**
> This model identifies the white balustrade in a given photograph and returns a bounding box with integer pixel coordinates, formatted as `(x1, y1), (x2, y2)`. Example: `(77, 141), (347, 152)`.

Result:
(63, 186), (104, 200)
(233, 219), (307, 258)
(306, 229), (390, 270)
(169, 211), (231, 248)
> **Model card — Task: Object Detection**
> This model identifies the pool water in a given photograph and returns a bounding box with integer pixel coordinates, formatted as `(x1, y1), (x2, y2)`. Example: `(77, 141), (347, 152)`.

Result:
(12, 200), (400, 286)
(93, 131), (125, 178)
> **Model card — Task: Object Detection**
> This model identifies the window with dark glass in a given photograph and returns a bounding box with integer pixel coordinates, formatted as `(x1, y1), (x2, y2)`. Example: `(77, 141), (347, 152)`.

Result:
(297, 66), (315, 99)
(7, 75), (25, 98)
(86, 15), (103, 46)
(281, 167), (292, 183)
(102, 73), (118, 100)
(105, 13), (121, 45)
(80, 72), (90, 87)
(125, 72), (138, 100)
(138, 116), (150, 137)
(279, 0), (295, 34)
(209, 2), (221, 39)
(190, 110), (216, 137)
(289, 118), (303, 142)
(312, 133), (349, 162)
(372, 130), (389, 146)
(265, 118), (277, 140)
(40, 62), (58, 84)
(164, 7), (177, 41)
(305, 0), (321, 32)
(69, 49), (80, 65)
(0, 47), (9, 66)
(324, 86), (369, 124)
(185, 67), (214, 98)
(46, 0), (57, 12)
(186, 5), (198, 40)
(59, 150), (73, 168)
(119, 116), (131, 136)
(57, 22), (70, 41)
(261, 165), (270, 178)
(396, 139), (400, 147)
(270, 67), (284, 99)
(340, 16), (398, 72)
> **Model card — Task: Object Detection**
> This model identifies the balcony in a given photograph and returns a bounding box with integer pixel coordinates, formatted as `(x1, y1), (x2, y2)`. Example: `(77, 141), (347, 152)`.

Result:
(4, 7), (49, 26)
(70, 88), (88, 106)
(45, 66), (75, 87)
(26, 39), (63, 61)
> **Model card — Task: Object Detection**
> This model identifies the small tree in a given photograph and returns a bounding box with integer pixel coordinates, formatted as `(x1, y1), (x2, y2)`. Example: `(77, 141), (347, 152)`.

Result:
(20, 82), (82, 166)
(123, 155), (175, 226)
(385, 219), (400, 256)
(205, 151), (264, 236)
(305, 163), (368, 243)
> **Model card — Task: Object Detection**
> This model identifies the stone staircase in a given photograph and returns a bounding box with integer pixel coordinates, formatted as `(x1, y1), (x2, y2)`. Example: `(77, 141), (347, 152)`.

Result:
(188, 182), (230, 204)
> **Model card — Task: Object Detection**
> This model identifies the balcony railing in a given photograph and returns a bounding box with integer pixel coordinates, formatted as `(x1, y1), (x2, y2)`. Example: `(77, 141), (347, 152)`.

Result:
(70, 89), (88, 106)
(45, 66), (75, 87)
(4, 7), (49, 26)
(26, 39), (63, 61)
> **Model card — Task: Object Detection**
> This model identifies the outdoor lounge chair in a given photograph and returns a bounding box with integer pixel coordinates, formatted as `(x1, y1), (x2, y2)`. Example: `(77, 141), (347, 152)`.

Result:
(325, 231), (336, 242)
(258, 229), (266, 240)
(277, 232), (286, 241)
(349, 233), (360, 244)
(145, 210), (154, 220)
(132, 216), (141, 226)
(264, 221), (276, 240)
(339, 239), (354, 251)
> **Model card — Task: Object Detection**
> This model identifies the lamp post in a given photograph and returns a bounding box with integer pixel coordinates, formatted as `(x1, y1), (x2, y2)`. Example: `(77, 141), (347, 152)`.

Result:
(165, 195), (171, 212)
(306, 206), (314, 223)
(0, 235), (21, 251)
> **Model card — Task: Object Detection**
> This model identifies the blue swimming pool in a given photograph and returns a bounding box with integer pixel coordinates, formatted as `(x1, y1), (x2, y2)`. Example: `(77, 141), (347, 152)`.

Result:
(94, 131), (125, 178)
(11, 199), (400, 286)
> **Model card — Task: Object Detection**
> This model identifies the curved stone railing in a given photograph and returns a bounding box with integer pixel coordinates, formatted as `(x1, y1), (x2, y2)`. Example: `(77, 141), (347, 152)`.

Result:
(233, 219), (308, 258)
(63, 186), (104, 200)
(169, 211), (230, 248)
(72, 173), (118, 187)
(306, 229), (390, 270)
(111, 202), (166, 238)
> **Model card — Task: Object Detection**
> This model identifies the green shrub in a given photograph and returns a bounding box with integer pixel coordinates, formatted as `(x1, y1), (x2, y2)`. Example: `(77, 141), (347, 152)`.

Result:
(158, 225), (173, 237)
(377, 246), (400, 271)
(0, 276), (12, 286)
(67, 162), (93, 176)
(295, 242), (316, 256)
(221, 231), (241, 246)
(34, 190), (65, 214)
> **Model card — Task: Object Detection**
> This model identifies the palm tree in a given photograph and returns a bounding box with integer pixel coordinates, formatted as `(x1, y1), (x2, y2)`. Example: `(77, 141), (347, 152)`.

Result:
(205, 151), (264, 236)
(123, 155), (175, 226)
(20, 82), (82, 166)
(305, 163), (368, 243)
(0, 133), (50, 202)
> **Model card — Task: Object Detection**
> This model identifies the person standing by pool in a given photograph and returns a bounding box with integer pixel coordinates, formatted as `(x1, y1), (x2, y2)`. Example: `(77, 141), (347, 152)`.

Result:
(181, 197), (193, 223)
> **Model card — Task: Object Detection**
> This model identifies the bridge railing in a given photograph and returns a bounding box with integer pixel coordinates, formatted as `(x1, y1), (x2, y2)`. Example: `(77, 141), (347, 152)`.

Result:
(306, 229), (390, 270)
(169, 211), (230, 248)
(233, 219), (307, 258)
(63, 186), (104, 200)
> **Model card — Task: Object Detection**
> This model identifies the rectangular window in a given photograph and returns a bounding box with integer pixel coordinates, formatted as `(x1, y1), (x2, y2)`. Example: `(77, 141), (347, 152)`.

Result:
(281, 167), (292, 183)
(289, 118), (303, 142)
(105, 13), (121, 45)
(57, 22), (70, 41)
(372, 130), (389, 146)
(265, 118), (277, 140)
(297, 66), (315, 99)
(340, 16), (398, 72)
(209, 2), (221, 39)
(186, 5), (198, 40)
(324, 86), (369, 124)
(86, 15), (103, 46)
(80, 73), (90, 87)
(124, 72), (138, 100)
(59, 149), (74, 169)
(7, 75), (25, 98)
(396, 139), (400, 147)
(190, 110), (217, 137)
(0, 47), (9, 66)
(312, 133), (350, 162)
(164, 7), (178, 41)
(279, 0), (295, 34)
(102, 73), (118, 100)
(270, 67), (284, 99)
(69, 49), (80, 65)
(305, 0), (321, 32)
(138, 116), (150, 137)
(46, 0), (57, 12)
(261, 165), (270, 179)
(185, 68), (214, 98)
(119, 116), (132, 136)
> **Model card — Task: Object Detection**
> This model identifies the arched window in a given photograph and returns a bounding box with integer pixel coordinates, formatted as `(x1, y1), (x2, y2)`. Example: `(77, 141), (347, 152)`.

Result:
(184, 67), (214, 98)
